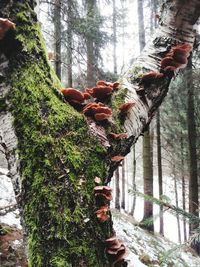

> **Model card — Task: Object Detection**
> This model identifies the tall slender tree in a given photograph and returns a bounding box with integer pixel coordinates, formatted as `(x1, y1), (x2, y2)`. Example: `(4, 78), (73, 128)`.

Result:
(86, 0), (97, 87)
(138, 0), (154, 231)
(157, 109), (164, 235)
(121, 160), (126, 211)
(115, 168), (121, 210)
(66, 0), (73, 87)
(187, 57), (199, 252)
(113, 0), (117, 74)
(54, 0), (62, 80)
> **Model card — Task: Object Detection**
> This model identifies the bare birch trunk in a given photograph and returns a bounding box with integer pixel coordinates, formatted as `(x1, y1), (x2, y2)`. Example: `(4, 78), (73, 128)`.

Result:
(0, 0), (200, 265)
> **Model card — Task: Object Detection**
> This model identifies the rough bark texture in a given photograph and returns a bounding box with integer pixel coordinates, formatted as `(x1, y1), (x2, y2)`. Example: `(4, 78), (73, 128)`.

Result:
(86, 0), (96, 87)
(121, 161), (125, 211)
(141, 129), (154, 231)
(113, 0), (117, 74)
(66, 0), (73, 87)
(156, 109), (164, 235)
(0, 0), (200, 266)
(187, 58), (199, 252)
(54, 0), (62, 80)
(115, 168), (120, 211)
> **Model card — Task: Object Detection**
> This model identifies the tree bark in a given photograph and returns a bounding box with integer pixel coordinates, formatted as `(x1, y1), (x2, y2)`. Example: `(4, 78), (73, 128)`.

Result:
(141, 128), (154, 231)
(66, 0), (73, 87)
(0, 0), (200, 265)
(187, 57), (199, 253)
(173, 166), (181, 243)
(157, 109), (164, 235)
(130, 147), (136, 216)
(121, 160), (126, 211)
(181, 136), (187, 242)
(113, 0), (117, 74)
(86, 0), (96, 87)
(115, 168), (121, 211)
(137, 0), (146, 51)
(54, 0), (62, 80)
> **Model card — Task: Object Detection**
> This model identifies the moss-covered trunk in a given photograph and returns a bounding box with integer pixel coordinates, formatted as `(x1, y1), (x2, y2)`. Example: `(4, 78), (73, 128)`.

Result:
(0, 2), (112, 266)
(0, 0), (200, 266)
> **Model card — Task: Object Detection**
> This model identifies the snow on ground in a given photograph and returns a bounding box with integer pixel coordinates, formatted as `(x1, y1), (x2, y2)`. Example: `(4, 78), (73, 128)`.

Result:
(1, 168), (200, 266)
(112, 209), (200, 267)
(0, 168), (21, 229)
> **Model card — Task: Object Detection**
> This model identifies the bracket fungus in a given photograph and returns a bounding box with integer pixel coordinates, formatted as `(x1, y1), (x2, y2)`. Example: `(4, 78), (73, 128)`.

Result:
(94, 186), (113, 202)
(110, 132), (128, 140)
(85, 80), (120, 101)
(118, 102), (135, 115)
(140, 71), (164, 85)
(61, 88), (85, 109)
(95, 205), (109, 222)
(105, 235), (128, 266)
(161, 43), (192, 75)
(111, 156), (124, 163)
(0, 18), (15, 40)
(83, 102), (112, 122)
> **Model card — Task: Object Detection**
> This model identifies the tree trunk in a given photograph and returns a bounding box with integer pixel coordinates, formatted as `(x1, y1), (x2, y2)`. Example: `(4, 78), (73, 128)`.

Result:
(130, 147), (136, 216)
(66, 0), (73, 87)
(173, 166), (181, 243)
(113, 0), (117, 74)
(157, 109), (164, 235)
(141, 129), (154, 231)
(86, 0), (96, 87)
(137, 0), (154, 231)
(54, 0), (62, 80)
(115, 168), (121, 211)
(181, 136), (187, 242)
(187, 57), (199, 252)
(121, 161), (126, 211)
(0, 0), (199, 265)
(137, 0), (146, 51)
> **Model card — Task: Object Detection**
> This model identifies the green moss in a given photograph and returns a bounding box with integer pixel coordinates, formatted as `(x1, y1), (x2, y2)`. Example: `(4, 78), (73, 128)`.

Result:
(5, 2), (112, 266)
(9, 50), (108, 267)
(0, 98), (7, 112)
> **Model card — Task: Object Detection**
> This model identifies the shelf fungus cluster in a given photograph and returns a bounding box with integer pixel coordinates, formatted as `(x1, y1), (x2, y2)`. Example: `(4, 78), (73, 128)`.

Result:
(161, 43), (192, 75)
(0, 18), (15, 40)
(105, 234), (128, 266)
(60, 80), (135, 129)
(83, 102), (113, 122)
(94, 185), (113, 222)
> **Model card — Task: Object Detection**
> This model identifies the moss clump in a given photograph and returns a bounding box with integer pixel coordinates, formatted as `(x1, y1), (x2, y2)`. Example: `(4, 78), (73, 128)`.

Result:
(0, 98), (7, 112)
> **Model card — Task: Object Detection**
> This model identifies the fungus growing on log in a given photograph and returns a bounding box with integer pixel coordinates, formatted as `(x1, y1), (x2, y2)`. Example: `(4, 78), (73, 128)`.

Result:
(89, 86), (113, 101)
(83, 102), (112, 122)
(83, 92), (91, 100)
(110, 132), (128, 140)
(61, 88), (84, 103)
(118, 102), (135, 115)
(111, 156), (124, 162)
(105, 235), (128, 266)
(161, 43), (192, 75)
(141, 71), (164, 85)
(0, 18), (15, 40)
(94, 186), (113, 202)
(95, 205), (109, 222)
(85, 80), (120, 101)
